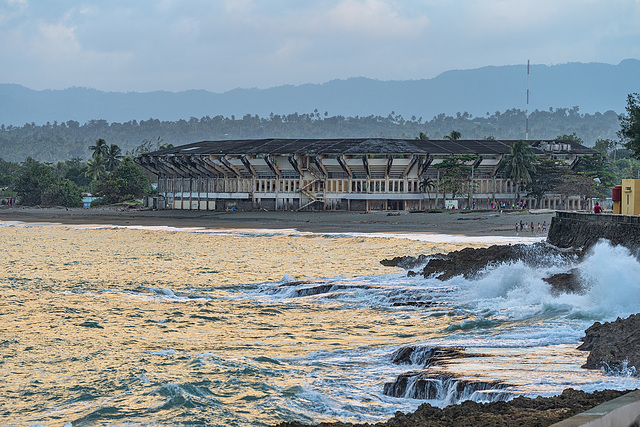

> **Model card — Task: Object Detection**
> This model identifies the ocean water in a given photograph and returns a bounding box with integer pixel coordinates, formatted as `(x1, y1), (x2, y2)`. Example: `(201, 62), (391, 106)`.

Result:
(1, 222), (639, 427)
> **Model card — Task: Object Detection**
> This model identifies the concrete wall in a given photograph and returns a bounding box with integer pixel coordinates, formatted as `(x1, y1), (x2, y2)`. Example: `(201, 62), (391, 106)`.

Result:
(548, 212), (640, 249)
(551, 390), (640, 427)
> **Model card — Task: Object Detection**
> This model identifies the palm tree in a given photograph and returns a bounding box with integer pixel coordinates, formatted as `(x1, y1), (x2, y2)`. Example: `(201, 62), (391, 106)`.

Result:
(89, 138), (108, 159)
(85, 154), (106, 184)
(419, 177), (436, 208)
(444, 130), (461, 141)
(499, 140), (536, 203)
(104, 144), (123, 172)
(416, 132), (429, 141)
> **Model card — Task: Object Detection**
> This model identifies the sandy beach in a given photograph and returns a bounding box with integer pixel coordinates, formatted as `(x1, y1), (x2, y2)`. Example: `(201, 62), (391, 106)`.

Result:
(0, 206), (555, 236)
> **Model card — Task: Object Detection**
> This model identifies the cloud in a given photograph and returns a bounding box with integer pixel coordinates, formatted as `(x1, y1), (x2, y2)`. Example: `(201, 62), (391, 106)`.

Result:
(323, 0), (429, 38)
(0, 0), (637, 93)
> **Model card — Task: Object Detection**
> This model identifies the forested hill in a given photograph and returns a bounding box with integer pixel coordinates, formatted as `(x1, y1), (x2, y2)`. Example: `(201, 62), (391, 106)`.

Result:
(0, 108), (620, 163)
(1, 59), (639, 127)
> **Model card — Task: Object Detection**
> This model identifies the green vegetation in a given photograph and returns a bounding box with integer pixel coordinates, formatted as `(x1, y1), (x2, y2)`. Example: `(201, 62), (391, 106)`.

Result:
(14, 158), (82, 207)
(500, 140), (537, 201)
(0, 107), (621, 164)
(3, 139), (152, 207)
(619, 93), (640, 159)
(434, 154), (478, 200)
(96, 157), (150, 204)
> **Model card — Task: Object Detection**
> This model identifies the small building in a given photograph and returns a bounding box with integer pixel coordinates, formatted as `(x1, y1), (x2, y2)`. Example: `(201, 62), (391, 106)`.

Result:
(621, 179), (640, 215)
(135, 138), (597, 212)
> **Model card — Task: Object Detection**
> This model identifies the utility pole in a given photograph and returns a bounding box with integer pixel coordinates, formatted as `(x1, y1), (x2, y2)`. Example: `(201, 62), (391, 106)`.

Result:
(526, 59), (530, 141)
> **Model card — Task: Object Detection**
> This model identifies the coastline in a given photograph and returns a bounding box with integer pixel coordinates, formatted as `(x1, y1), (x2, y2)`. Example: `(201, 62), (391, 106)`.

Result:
(9, 205), (620, 427)
(0, 206), (555, 237)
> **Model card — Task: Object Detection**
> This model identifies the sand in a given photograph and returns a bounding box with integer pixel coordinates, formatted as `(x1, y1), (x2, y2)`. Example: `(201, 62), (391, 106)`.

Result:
(0, 206), (555, 237)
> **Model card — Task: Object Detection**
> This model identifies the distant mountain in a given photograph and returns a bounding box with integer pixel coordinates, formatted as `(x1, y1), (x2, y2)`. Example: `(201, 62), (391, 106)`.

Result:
(1, 59), (639, 126)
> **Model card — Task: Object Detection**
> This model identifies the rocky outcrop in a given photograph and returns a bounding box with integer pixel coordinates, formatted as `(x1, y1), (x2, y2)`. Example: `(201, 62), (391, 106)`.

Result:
(383, 371), (511, 402)
(382, 243), (582, 285)
(578, 313), (640, 375)
(384, 347), (512, 402)
(274, 389), (631, 427)
(380, 254), (431, 269)
(542, 268), (585, 295)
(390, 346), (467, 366)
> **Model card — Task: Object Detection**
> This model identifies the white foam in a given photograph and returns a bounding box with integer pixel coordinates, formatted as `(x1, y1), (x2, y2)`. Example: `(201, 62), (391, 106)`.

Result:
(0, 219), (543, 244)
(147, 349), (177, 355)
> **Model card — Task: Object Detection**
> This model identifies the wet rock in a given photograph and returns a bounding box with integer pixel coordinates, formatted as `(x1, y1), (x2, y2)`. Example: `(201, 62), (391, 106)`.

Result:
(273, 389), (631, 427)
(542, 268), (585, 295)
(390, 346), (467, 367)
(390, 300), (438, 308)
(383, 371), (511, 402)
(391, 243), (581, 281)
(578, 313), (640, 374)
(380, 254), (432, 269)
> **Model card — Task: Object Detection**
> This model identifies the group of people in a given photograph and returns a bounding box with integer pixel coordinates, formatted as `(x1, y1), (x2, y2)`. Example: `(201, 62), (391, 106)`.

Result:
(516, 220), (546, 234)
(1, 198), (15, 206)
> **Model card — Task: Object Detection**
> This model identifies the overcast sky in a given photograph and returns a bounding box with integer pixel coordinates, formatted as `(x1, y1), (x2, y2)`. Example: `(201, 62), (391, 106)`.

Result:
(1, 0), (639, 93)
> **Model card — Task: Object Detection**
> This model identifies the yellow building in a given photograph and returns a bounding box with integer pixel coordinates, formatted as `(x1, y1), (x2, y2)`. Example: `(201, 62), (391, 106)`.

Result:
(621, 179), (640, 215)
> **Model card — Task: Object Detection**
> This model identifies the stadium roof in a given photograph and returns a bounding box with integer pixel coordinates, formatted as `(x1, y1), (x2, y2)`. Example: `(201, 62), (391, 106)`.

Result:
(145, 138), (597, 157)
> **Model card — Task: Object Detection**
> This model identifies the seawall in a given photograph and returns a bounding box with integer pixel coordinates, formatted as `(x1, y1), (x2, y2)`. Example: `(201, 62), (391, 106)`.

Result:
(548, 211), (640, 249)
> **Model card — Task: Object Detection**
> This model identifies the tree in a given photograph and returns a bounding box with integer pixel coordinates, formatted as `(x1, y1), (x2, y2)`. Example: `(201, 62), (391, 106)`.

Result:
(556, 172), (601, 210)
(416, 132), (429, 141)
(96, 157), (150, 204)
(556, 132), (584, 144)
(15, 158), (57, 205)
(104, 144), (123, 172)
(525, 156), (564, 207)
(41, 179), (83, 207)
(89, 138), (108, 159)
(0, 158), (20, 187)
(434, 154), (477, 200)
(419, 176), (436, 206)
(85, 154), (106, 182)
(444, 130), (461, 141)
(59, 158), (91, 189)
(619, 93), (640, 159)
(14, 158), (82, 207)
(499, 140), (536, 202)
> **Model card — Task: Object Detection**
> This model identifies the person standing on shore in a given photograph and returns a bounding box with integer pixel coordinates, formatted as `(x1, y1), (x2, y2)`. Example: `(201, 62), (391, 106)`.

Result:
(593, 202), (602, 213)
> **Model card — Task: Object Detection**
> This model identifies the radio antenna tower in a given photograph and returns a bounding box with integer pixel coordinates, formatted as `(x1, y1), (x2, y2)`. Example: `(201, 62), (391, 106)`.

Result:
(525, 59), (530, 140)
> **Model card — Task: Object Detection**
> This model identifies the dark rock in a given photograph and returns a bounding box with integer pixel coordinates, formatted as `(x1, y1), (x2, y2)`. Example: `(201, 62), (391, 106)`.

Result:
(272, 389), (631, 427)
(400, 242), (581, 281)
(578, 313), (640, 374)
(380, 254), (432, 269)
(294, 284), (335, 297)
(390, 300), (437, 308)
(383, 371), (511, 401)
(542, 268), (585, 295)
(390, 346), (467, 367)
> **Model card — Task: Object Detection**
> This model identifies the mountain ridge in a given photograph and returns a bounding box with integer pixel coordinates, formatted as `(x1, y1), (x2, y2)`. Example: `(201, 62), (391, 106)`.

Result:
(1, 59), (639, 126)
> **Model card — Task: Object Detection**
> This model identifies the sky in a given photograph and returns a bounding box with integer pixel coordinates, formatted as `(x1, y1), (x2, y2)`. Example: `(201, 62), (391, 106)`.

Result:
(1, 0), (639, 93)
